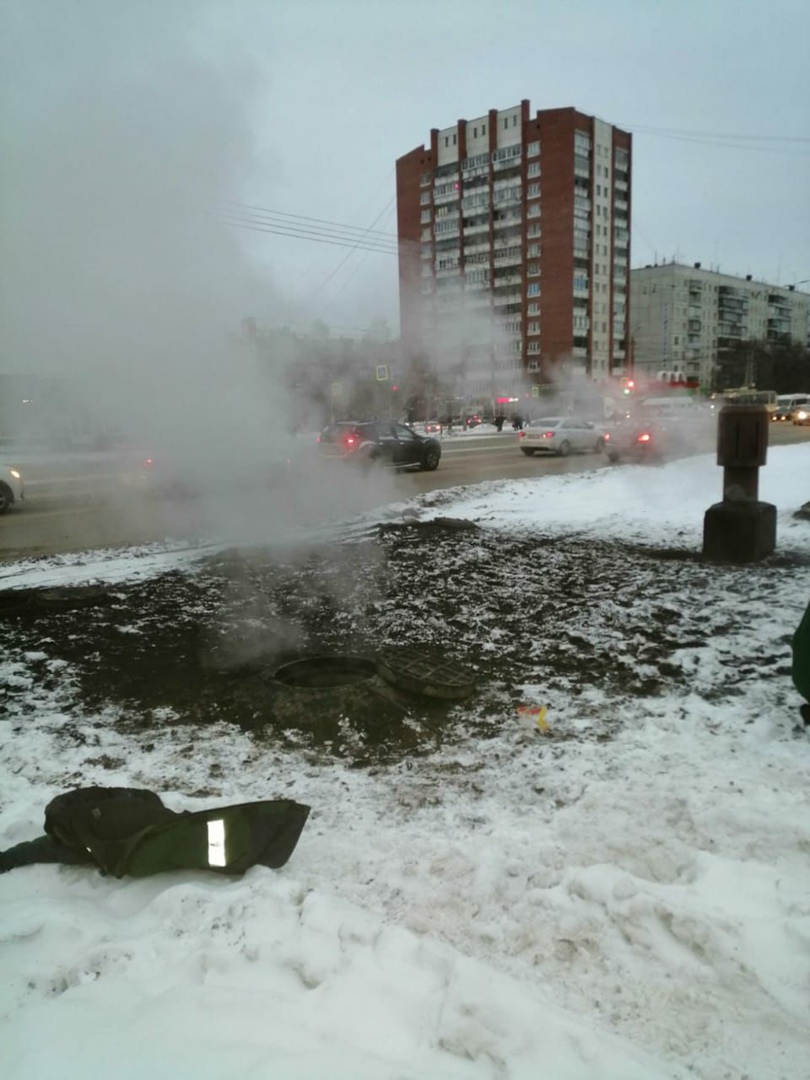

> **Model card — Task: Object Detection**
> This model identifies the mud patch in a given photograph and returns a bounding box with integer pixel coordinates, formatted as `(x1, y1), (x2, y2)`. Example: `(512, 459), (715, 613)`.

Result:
(0, 529), (800, 764)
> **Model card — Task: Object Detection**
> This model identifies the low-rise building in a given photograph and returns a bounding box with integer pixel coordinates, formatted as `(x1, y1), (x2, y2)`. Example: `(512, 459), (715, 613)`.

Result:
(629, 262), (810, 388)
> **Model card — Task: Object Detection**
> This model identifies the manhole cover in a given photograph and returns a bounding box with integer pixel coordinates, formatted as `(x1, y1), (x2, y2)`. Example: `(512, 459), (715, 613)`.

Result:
(377, 646), (475, 701)
(273, 655), (378, 689)
(34, 585), (110, 610)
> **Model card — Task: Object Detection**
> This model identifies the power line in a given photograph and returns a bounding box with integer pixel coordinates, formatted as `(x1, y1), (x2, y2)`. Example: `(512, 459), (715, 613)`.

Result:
(620, 124), (810, 154)
(622, 124), (810, 144)
(312, 196), (398, 302)
(223, 201), (399, 242)
(220, 214), (401, 256)
(321, 202), (399, 311)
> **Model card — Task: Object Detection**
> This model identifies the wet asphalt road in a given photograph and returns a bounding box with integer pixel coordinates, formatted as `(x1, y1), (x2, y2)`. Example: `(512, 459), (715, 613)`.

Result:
(2, 424), (809, 561)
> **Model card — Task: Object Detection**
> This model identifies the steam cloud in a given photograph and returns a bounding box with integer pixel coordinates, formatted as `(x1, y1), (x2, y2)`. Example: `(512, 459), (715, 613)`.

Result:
(1, 2), (288, 460)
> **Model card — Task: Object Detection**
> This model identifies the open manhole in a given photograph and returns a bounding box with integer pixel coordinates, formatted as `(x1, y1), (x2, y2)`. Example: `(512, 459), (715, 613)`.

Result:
(377, 645), (475, 701)
(33, 585), (110, 610)
(273, 655), (378, 689)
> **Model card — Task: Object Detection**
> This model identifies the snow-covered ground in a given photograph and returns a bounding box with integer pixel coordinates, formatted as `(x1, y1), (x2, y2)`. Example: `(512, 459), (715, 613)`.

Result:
(2, 446), (810, 1080)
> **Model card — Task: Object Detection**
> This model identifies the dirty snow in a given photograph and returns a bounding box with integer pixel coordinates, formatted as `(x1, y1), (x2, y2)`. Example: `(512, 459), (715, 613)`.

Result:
(2, 446), (810, 1080)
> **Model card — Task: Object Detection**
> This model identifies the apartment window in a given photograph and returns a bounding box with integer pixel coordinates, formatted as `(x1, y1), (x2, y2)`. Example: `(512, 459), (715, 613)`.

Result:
(527, 223), (541, 237)
(527, 302), (540, 315)
(527, 140), (540, 157)
(473, 127), (477, 138)
(420, 192), (431, 205)
(528, 321), (540, 334)
(528, 243), (540, 257)
(527, 341), (540, 354)
(528, 183), (540, 197)
(527, 161), (540, 179)
(527, 204), (540, 218)
(444, 137), (449, 147)
(421, 228), (431, 241)
(420, 210), (431, 224)
(453, 134), (457, 145)
(504, 118), (508, 130)
(528, 263), (540, 276)
(527, 283), (540, 296)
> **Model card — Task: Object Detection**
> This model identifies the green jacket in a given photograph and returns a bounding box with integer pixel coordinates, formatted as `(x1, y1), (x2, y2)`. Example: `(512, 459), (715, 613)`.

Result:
(793, 599), (810, 703)
(2, 787), (310, 877)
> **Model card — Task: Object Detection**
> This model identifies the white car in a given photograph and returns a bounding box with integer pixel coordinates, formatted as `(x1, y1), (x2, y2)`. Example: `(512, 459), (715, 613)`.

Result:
(519, 416), (609, 457)
(792, 404), (810, 426)
(0, 463), (24, 514)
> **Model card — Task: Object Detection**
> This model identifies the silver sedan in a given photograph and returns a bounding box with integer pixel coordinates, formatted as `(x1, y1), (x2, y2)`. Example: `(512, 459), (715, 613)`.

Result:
(519, 416), (610, 457)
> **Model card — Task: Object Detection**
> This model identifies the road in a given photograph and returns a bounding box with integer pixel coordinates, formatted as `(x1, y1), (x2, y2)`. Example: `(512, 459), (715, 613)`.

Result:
(2, 424), (809, 561)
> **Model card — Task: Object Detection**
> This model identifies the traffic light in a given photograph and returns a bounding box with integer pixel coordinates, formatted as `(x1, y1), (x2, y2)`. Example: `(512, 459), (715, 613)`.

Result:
(621, 377), (636, 396)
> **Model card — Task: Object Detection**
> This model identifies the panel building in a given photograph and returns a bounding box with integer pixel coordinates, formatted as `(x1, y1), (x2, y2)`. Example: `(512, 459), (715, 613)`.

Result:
(630, 262), (810, 388)
(396, 100), (632, 399)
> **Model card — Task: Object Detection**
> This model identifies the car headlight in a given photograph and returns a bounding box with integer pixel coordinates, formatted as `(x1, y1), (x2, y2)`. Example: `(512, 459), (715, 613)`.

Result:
(9, 468), (21, 479)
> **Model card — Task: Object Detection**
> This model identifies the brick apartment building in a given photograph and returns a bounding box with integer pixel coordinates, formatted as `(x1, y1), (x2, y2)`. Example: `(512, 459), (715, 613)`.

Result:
(396, 100), (632, 398)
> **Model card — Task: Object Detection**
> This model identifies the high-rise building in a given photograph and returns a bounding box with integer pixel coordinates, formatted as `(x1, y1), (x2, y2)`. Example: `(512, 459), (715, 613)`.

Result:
(630, 262), (810, 387)
(396, 100), (632, 398)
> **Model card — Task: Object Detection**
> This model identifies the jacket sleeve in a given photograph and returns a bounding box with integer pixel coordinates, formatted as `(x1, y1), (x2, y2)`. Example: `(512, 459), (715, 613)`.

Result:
(0, 835), (97, 873)
(792, 599), (810, 703)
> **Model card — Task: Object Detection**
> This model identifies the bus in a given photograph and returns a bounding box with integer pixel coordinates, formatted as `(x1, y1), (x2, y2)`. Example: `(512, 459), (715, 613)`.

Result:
(710, 388), (778, 413)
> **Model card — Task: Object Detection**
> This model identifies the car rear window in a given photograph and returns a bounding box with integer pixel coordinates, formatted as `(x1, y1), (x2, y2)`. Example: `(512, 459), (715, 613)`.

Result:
(532, 418), (560, 427)
(323, 423), (365, 440)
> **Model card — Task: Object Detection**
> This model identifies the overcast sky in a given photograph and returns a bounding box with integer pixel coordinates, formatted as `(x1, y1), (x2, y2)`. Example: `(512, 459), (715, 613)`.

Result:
(2, 0), (809, 371)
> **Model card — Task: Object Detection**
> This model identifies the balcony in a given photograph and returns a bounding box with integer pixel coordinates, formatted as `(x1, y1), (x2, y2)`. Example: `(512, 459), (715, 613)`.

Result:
(493, 219), (522, 234)
(494, 273), (522, 289)
(462, 223), (489, 237)
(492, 157), (521, 173)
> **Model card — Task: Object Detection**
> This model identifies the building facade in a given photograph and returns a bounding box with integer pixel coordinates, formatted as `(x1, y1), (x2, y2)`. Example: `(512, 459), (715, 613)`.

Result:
(630, 262), (810, 388)
(396, 101), (632, 398)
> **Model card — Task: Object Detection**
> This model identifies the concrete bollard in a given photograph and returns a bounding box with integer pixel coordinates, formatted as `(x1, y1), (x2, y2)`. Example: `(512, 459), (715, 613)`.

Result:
(702, 404), (776, 562)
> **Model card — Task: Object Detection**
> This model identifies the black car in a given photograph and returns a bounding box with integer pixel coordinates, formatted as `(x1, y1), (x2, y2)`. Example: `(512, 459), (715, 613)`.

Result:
(317, 421), (441, 471)
(605, 419), (683, 464)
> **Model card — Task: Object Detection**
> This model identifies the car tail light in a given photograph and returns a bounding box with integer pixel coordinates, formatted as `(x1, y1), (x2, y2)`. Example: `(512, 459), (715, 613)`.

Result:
(143, 458), (155, 467)
(316, 435), (321, 443)
(518, 431), (525, 439)
(637, 432), (652, 444)
(542, 431), (556, 439)
(344, 434), (357, 448)
(603, 433), (610, 441)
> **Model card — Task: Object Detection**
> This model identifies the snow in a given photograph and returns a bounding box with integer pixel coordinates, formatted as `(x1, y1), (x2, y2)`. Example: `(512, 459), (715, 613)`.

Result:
(2, 447), (810, 1080)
